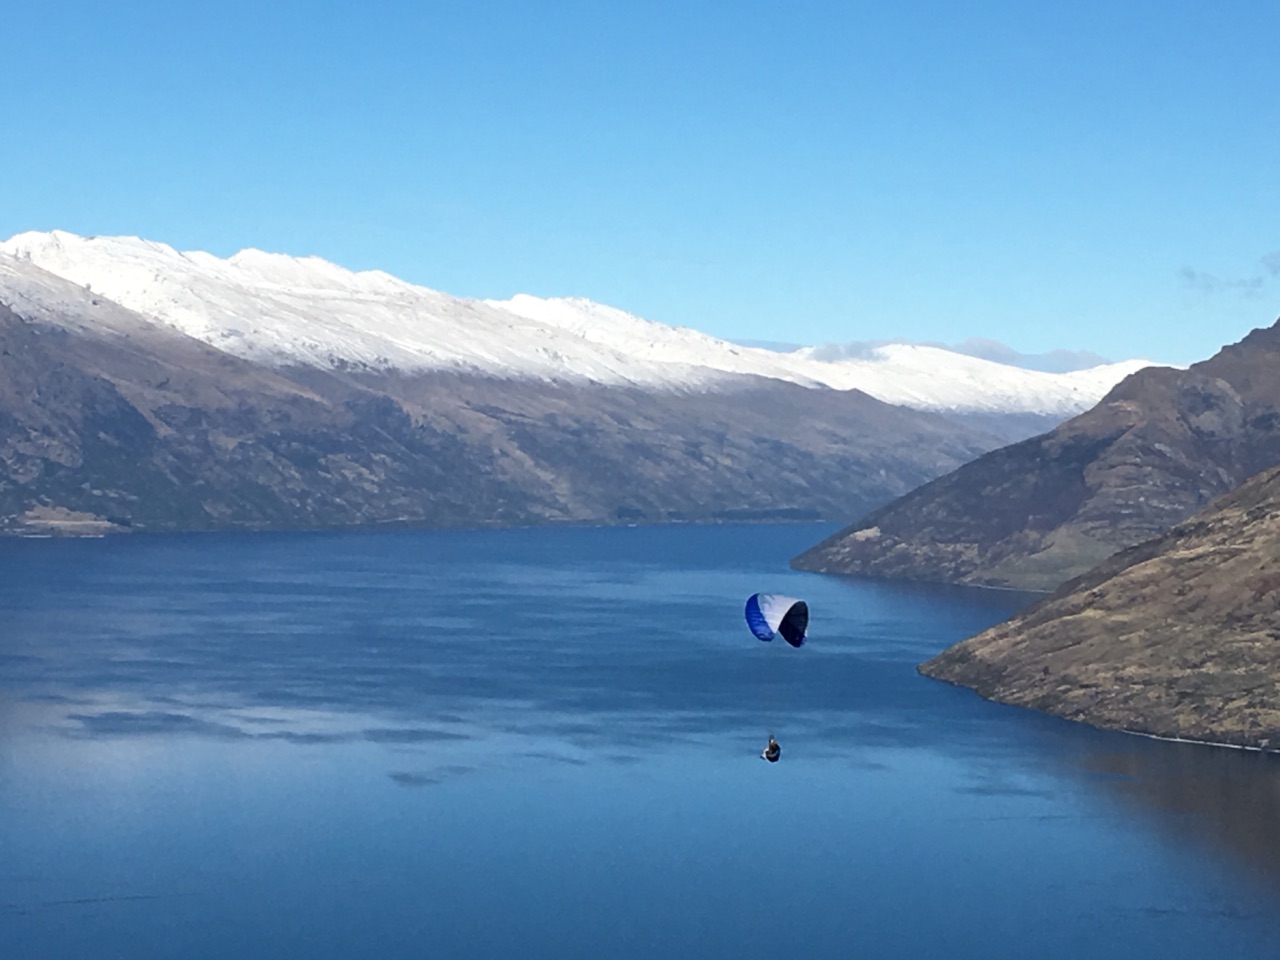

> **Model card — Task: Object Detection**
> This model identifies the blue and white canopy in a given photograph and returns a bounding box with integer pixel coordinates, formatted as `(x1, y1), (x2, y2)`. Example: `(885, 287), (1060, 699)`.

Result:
(744, 593), (808, 648)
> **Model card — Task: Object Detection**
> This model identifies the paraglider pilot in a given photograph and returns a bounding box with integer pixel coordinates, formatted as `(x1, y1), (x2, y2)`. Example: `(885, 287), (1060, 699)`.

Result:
(744, 594), (805, 764)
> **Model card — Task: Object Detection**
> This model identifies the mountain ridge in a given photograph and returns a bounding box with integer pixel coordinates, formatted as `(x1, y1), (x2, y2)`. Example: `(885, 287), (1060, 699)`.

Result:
(0, 255), (1003, 536)
(791, 316), (1280, 591)
(1, 230), (1153, 420)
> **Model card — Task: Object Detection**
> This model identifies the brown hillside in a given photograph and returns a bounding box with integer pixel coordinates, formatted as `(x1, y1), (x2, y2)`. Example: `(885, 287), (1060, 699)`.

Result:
(919, 465), (1280, 750)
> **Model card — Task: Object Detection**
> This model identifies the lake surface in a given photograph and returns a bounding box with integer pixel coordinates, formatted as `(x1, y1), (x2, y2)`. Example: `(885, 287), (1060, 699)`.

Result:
(3, 523), (1280, 959)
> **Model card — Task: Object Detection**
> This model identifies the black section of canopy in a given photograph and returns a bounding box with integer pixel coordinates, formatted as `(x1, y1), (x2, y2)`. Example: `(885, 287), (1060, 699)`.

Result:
(778, 601), (808, 648)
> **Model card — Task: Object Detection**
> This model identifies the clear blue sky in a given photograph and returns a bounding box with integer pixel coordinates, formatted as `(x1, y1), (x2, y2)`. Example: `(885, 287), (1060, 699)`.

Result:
(3, 1), (1277, 365)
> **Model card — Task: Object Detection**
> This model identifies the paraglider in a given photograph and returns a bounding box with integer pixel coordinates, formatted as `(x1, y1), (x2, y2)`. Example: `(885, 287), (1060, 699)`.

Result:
(745, 593), (808, 761)
(744, 593), (808, 647)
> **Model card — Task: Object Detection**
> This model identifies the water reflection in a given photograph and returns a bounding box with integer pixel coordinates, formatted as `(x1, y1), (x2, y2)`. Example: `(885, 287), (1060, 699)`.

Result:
(1046, 729), (1280, 894)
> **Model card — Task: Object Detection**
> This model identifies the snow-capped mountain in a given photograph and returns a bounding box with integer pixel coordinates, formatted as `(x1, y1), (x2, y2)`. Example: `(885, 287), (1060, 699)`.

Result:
(0, 230), (1154, 418)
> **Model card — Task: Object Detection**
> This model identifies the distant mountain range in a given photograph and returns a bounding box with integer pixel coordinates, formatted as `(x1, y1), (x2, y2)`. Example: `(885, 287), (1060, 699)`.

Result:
(793, 318), (1280, 591)
(0, 230), (1151, 536)
(2, 232), (1151, 420)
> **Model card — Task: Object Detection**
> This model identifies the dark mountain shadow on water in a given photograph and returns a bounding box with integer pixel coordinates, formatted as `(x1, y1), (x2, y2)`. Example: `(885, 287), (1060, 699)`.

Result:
(1046, 730), (1280, 897)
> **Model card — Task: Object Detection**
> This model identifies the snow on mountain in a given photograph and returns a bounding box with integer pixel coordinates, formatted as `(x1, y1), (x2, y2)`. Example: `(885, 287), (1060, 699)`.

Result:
(0, 230), (1156, 416)
(792, 342), (1151, 415)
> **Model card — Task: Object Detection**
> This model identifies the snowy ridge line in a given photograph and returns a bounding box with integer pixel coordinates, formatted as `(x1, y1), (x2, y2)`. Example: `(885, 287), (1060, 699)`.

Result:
(0, 230), (1156, 415)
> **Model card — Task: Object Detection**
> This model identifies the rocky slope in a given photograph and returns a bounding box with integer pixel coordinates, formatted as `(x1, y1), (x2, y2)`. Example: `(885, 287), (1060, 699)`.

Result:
(793, 319), (1280, 590)
(0, 259), (1001, 535)
(919, 464), (1280, 750)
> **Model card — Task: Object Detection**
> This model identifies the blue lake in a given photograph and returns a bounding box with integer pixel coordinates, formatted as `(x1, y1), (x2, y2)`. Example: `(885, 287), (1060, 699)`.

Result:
(2, 523), (1279, 959)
